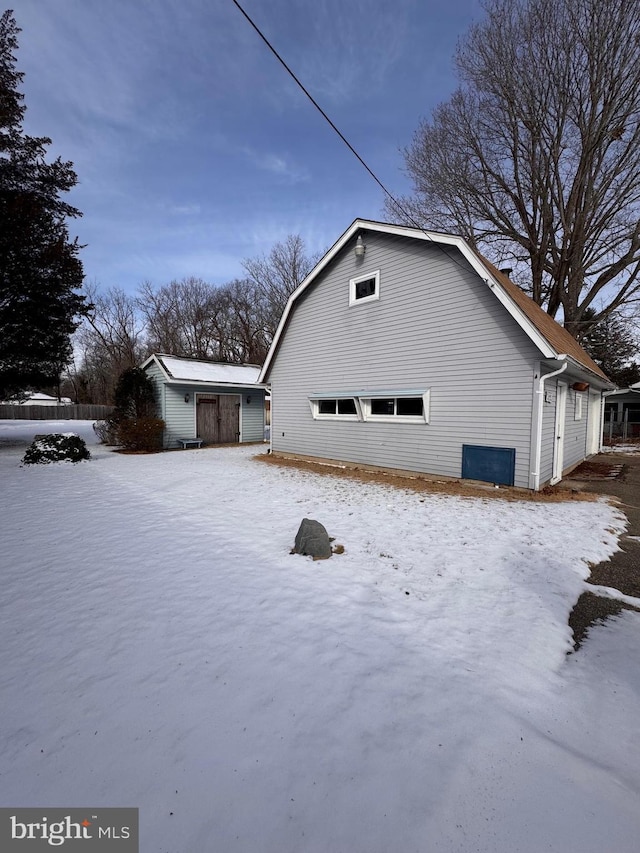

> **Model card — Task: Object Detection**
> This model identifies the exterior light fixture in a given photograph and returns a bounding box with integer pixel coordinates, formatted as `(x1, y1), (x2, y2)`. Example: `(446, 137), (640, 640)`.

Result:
(184, 393), (190, 403)
(246, 395), (251, 404)
(354, 235), (366, 258)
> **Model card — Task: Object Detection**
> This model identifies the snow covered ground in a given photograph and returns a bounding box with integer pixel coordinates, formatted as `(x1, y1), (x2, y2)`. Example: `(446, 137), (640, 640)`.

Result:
(1, 420), (640, 852)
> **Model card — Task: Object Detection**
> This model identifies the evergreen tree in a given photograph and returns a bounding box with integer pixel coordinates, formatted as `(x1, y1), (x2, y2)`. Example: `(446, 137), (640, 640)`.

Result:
(113, 367), (157, 420)
(0, 9), (87, 398)
(581, 311), (640, 386)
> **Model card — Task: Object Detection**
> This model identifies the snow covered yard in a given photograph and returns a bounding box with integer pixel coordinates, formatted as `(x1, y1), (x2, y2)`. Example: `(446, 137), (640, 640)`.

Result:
(1, 421), (640, 852)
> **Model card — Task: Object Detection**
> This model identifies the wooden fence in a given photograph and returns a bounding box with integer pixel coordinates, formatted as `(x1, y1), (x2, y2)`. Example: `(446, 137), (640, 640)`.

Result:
(0, 404), (114, 420)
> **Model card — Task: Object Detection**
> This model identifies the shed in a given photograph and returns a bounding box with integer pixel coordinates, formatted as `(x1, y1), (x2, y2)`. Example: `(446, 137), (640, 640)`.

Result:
(141, 354), (266, 448)
(259, 219), (614, 490)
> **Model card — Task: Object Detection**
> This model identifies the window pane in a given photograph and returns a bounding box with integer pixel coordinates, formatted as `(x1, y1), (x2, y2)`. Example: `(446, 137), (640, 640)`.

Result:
(318, 399), (336, 414)
(397, 397), (423, 416)
(371, 398), (395, 415)
(355, 277), (376, 300)
(337, 398), (357, 414)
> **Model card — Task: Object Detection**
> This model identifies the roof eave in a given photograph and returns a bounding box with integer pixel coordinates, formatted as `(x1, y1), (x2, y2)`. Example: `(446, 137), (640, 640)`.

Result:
(140, 353), (172, 381)
(163, 378), (267, 390)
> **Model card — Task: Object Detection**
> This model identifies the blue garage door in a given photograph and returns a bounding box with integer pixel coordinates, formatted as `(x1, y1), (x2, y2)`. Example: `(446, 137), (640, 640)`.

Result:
(462, 445), (516, 487)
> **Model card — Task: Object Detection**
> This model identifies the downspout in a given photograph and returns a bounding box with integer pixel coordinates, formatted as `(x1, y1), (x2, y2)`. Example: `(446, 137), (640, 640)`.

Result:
(530, 356), (568, 491)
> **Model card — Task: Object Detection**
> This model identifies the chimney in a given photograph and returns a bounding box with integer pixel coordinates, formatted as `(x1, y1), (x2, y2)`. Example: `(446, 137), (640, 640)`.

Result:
(499, 267), (513, 277)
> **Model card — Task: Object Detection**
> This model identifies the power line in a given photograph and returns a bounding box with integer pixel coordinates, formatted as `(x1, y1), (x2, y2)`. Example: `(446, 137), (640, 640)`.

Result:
(230, 0), (492, 284)
(230, 0), (421, 229)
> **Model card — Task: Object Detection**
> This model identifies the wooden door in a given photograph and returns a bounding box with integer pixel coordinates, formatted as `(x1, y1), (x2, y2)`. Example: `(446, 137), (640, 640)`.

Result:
(196, 395), (219, 443)
(196, 394), (240, 444)
(218, 395), (240, 443)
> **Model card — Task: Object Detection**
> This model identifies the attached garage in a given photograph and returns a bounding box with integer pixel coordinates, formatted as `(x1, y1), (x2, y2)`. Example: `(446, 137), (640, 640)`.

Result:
(141, 354), (267, 449)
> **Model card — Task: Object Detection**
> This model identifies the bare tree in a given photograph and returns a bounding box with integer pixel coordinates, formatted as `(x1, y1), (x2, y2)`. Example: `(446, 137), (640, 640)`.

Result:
(74, 284), (146, 403)
(137, 278), (223, 359)
(224, 279), (271, 364)
(387, 0), (640, 339)
(242, 235), (322, 337)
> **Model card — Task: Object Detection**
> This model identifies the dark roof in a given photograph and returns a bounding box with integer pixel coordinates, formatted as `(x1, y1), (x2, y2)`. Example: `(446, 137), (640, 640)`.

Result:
(479, 257), (609, 381)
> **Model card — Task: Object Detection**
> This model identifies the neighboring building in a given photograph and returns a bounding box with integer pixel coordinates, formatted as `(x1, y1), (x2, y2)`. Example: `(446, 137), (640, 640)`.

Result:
(3, 392), (73, 406)
(141, 354), (266, 448)
(259, 219), (614, 490)
(604, 383), (640, 441)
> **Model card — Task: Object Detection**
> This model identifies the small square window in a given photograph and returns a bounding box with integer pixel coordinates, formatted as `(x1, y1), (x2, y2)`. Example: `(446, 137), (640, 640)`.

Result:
(349, 270), (380, 306)
(355, 278), (376, 300)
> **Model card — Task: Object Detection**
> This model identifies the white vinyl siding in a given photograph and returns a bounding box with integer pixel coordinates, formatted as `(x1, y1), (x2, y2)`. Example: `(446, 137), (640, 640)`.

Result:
(240, 391), (266, 441)
(144, 362), (166, 420)
(268, 232), (541, 488)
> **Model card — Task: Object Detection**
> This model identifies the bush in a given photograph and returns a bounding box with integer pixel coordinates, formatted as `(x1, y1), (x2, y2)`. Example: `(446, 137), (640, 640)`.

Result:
(116, 417), (165, 452)
(93, 418), (119, 445)
(22, 433), (91, 465)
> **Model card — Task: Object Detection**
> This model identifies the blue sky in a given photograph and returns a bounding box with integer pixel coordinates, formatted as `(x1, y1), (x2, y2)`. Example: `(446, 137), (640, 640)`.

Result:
(14, 0), (483, 294)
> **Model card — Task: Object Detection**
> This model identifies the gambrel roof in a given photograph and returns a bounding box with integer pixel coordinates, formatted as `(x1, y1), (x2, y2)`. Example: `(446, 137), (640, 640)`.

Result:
(259, 219), (611, 385)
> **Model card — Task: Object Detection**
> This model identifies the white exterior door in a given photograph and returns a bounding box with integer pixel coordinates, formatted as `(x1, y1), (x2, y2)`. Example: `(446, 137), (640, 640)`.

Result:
(586, 391), (602, 455)
(551, 382), (567, 484)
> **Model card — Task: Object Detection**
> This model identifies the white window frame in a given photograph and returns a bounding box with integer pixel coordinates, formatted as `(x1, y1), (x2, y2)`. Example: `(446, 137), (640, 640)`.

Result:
(349, 269), (380, 306)
(574, 393), (583, 421)
(359, 391), (430, 424)
(309, 397), (362, 421)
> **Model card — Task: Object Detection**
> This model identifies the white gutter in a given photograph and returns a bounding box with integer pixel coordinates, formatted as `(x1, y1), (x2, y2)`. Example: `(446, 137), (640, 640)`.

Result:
(530, 356), (568, 491)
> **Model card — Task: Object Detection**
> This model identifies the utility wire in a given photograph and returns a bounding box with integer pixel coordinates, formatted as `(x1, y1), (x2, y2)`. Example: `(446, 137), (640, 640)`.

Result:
(230, 0), (422, 230)
(230, 0), (501, 286)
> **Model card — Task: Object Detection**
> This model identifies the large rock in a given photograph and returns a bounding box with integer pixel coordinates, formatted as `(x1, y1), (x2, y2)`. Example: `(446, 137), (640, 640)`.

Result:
(294, 518), (332, 560)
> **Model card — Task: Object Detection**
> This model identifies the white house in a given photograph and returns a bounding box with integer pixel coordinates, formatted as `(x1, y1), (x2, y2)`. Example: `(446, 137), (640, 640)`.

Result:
(259, 219), (613, 490)
(4, 392), (73, 406)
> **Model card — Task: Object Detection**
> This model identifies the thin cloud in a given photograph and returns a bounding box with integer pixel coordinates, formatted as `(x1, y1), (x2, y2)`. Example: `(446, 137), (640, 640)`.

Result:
(241, 146), (310, 183)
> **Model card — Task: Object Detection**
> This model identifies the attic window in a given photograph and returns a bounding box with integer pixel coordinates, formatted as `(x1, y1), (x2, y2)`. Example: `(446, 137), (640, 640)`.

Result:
(349, 270), (380, 306)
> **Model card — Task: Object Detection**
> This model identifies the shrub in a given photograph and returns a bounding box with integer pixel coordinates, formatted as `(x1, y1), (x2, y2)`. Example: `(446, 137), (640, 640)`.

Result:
(22, 433), (91, 465)
(93, 418), (119, 445)
(116, 417), (165, 452)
